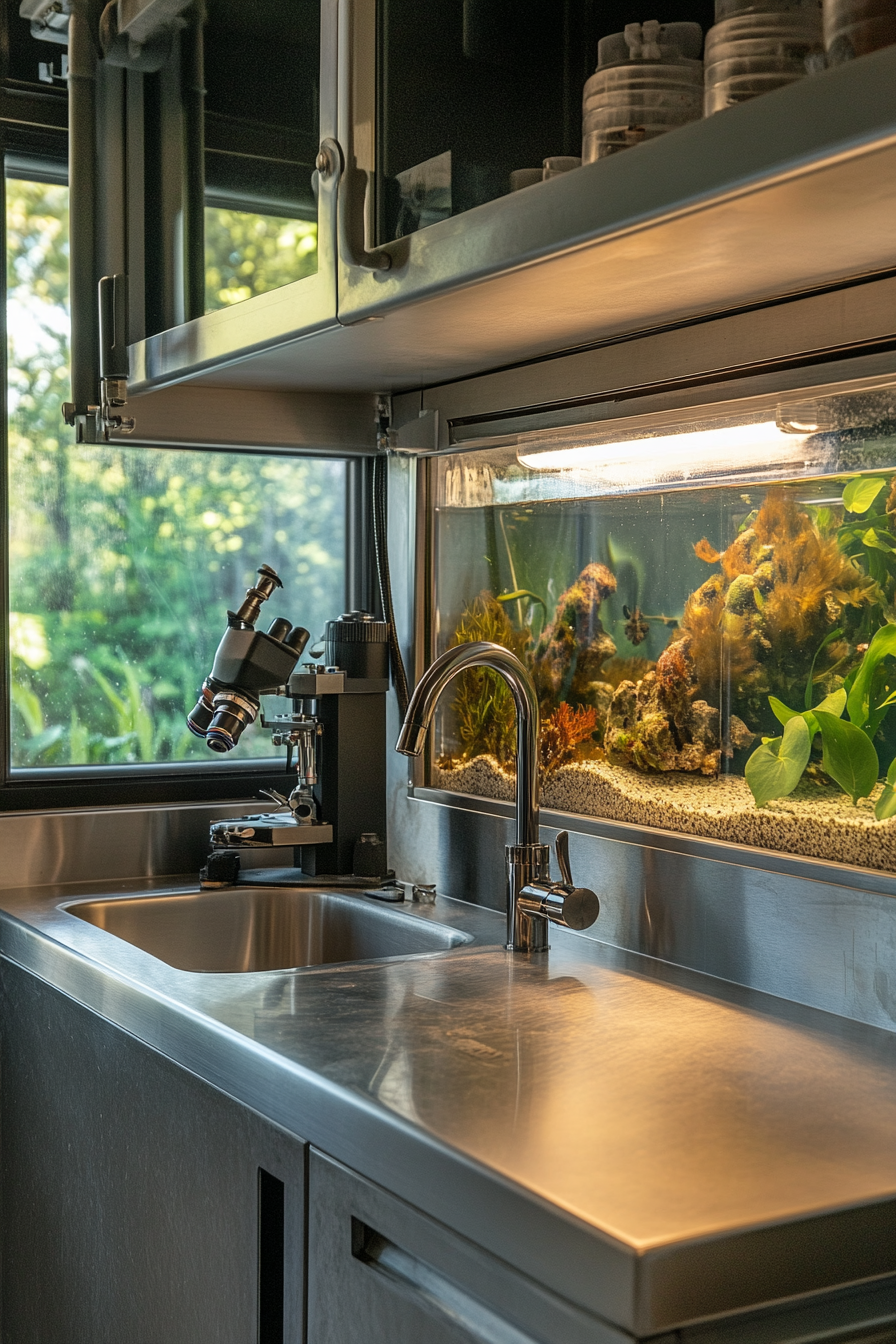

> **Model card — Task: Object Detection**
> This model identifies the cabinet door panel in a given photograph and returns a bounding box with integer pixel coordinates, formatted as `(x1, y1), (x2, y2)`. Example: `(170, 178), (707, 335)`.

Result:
(307, 1149), (626, 1344)
(1, 961), (305, 1344)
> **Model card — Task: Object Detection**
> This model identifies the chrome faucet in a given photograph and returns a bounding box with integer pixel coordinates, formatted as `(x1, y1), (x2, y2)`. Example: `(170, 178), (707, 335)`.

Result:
(396, 641), (599, 952)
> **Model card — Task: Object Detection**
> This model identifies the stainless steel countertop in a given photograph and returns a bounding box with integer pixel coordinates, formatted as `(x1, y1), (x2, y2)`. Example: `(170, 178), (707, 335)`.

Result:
(1, 876), (894, 1335)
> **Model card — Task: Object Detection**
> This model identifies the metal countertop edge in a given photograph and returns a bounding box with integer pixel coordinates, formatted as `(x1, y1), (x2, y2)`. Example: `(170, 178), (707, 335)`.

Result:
(2, 910), (894, 1336)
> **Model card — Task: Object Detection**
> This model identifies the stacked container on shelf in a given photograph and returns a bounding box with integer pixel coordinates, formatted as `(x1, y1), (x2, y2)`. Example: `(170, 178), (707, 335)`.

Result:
(581, 21), (704, 162)
(823, 0), (896, 62)
(703, 0), (823, 114)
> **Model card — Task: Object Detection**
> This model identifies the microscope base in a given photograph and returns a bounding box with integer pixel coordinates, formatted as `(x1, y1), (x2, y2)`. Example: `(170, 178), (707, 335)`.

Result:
(237, 867), (395, 888)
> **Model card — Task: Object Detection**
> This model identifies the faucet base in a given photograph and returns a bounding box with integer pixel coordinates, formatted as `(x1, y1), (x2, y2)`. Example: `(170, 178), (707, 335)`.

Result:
(505, 843), (551, 952)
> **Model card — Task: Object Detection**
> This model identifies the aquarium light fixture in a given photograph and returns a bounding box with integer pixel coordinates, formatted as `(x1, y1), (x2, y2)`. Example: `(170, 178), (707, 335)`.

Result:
(516, 420), (812, 484)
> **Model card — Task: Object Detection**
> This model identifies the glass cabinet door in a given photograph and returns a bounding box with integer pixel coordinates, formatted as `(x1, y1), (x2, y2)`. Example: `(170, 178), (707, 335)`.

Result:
(337, 0), (713, 265)
(201, 0), (324, 317)
(375, 0), (714, 242)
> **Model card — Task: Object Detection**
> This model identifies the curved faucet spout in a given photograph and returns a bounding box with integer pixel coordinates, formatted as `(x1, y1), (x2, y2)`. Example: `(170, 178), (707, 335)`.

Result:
(396, 641), (540, 849)
(396, 641), (599, 953)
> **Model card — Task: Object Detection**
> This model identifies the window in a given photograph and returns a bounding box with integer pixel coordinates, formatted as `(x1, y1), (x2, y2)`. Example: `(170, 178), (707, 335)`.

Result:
(5, 172), (348, 802)
(204, 205), (318, 313)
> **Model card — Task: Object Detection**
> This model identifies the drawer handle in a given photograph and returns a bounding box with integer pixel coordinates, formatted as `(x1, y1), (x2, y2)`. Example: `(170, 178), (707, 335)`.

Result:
(352, 1219), (537, 1344)
(258, 1169), (285, 1344)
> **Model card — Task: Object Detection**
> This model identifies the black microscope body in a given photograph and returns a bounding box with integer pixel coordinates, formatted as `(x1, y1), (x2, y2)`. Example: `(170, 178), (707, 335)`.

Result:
(188, 566), (388, 885)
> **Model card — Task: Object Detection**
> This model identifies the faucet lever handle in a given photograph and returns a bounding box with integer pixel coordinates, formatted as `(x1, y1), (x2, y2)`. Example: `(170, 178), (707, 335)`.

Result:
(555, 830), (573, 887)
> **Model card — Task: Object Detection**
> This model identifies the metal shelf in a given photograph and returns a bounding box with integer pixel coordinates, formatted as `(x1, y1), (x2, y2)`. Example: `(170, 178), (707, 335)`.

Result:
(128, 46), (896, 398)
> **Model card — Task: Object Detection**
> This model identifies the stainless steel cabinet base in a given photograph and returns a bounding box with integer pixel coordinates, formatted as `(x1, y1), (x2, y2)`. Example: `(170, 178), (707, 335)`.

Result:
(0, 962), (305, 1344)
(307, 1149), (624, 1344)
(306, 1151), (896, 1344)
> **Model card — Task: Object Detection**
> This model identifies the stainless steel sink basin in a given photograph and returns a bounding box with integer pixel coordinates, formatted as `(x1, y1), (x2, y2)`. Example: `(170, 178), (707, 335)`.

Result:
(64, 886), (471, 973)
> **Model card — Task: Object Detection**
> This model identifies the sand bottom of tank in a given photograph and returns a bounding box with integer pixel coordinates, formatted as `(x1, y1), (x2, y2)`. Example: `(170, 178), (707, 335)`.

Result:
(433, 755), (896, 872)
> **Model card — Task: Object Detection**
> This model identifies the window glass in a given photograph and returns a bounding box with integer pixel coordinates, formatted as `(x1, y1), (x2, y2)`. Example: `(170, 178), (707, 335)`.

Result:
(204, 206), (318, 312)
(7, 176), (345, 770)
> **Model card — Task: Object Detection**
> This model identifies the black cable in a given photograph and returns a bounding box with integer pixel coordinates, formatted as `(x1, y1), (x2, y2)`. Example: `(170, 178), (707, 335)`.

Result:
(372, 453), (410, 717)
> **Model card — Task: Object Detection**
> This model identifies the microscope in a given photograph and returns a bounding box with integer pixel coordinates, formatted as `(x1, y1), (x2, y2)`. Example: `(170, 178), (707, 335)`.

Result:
(188, 565), (389, 886)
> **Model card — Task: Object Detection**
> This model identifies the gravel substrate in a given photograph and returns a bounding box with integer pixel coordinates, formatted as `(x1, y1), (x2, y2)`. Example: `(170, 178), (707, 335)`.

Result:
(433, 756), (896, 872)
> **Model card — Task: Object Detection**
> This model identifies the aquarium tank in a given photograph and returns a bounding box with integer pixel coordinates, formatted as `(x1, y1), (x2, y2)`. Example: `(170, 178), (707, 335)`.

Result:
(428, 377), (896, 873)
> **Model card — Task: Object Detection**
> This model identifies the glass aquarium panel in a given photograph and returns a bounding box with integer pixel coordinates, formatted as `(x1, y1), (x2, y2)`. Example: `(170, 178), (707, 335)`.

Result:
(431, 379), (896, 873)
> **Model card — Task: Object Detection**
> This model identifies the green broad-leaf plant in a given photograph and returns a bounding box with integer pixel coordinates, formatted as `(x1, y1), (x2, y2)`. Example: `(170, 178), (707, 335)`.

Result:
(745, 629), (896, 816)
(744, 473), (896, 817)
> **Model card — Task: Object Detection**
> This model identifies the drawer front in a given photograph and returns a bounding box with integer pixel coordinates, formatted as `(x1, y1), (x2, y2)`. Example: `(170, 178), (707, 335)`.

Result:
(307, 1149), (630, 1344)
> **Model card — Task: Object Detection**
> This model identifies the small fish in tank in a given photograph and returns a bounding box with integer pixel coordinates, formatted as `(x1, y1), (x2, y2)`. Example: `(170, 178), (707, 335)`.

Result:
(431, 388), (896, 873)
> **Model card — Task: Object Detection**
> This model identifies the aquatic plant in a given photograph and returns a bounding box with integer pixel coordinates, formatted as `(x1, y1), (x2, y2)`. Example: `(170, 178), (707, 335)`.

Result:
(540, 703), (599, 781)
(531, 563), (617, 714)
(744, 622), (896, 810)
(744, 714), (813, 809)
(837, 474), (896, 619)
(683, 489), (876, 732)
(445, 592), (531, 766)
(496, 588), (546, 630)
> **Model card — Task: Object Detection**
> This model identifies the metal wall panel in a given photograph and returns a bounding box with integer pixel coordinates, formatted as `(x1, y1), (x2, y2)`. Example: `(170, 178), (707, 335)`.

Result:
(0, 801), (266, 888)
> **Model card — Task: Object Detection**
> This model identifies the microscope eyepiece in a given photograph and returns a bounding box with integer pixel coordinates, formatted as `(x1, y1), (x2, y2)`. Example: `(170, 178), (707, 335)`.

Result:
(266, 616), (292, 643)
(234, 564), (284, 627)
(285, 625), (310, 655)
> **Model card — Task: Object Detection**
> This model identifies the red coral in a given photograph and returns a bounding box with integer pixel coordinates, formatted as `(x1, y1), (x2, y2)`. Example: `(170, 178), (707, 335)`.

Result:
(540, 702), (598, 781)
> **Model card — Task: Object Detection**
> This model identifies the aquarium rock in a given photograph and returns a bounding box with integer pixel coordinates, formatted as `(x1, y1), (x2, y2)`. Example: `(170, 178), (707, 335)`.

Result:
(605, 672), (718, 775)
(532, 562), (617, 712)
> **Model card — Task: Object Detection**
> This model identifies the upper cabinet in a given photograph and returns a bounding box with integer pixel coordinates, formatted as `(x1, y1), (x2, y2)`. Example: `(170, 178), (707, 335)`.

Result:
(117, 0), (338, 398)
(47, 0), (896, 402)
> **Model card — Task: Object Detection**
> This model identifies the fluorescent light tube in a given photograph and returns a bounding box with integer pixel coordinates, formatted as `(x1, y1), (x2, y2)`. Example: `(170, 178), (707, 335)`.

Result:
(516, 421), (812, 485)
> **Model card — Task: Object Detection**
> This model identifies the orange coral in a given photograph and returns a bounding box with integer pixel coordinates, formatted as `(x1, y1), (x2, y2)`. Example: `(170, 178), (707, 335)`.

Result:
(540, 702), (598, 781)
(693, 538), (720, 564)
(681, 489), (877, 722)
(752, 490), (875, 648)
(681, 594), (762, 705)
(721, 529), (763, 582)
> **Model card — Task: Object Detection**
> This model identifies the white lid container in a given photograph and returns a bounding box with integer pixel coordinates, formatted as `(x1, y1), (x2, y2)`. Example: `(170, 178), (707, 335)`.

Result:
(582, 20), (704, 162)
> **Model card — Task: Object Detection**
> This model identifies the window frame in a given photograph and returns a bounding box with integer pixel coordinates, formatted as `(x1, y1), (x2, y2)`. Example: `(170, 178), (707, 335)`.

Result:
(1, 128), (370, 812)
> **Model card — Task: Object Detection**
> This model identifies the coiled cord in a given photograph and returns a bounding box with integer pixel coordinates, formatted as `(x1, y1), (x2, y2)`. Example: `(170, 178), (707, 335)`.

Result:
(372, 452), (410, 717)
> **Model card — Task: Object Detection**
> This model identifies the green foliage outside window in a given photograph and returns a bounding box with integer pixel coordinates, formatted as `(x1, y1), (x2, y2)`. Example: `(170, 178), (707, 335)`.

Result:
(7, 180), (343, 769)
(204, 207), (317, 311)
